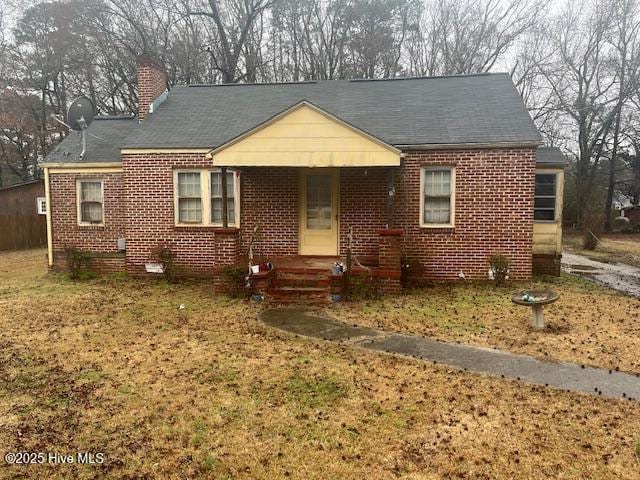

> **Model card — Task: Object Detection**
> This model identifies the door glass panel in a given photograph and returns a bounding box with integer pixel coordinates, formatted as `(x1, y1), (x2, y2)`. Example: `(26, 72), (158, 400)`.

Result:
(306, 174), (332, 230)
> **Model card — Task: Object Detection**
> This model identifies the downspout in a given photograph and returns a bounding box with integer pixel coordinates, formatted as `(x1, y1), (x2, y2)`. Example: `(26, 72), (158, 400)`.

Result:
(44, 167), (53, 267)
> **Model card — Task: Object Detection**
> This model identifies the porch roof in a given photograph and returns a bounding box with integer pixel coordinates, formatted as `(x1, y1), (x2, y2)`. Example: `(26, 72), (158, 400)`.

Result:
(208, 101), (401, 167)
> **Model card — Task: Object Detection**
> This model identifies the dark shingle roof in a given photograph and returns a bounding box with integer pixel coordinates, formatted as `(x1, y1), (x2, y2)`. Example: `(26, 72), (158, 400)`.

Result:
(536, 146), (567, 167)
(123, 73), (541, 149)
(42, 116), (135, 164)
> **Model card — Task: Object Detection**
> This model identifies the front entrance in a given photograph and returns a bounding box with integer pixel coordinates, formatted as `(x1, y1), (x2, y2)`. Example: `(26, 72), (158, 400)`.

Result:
(299, 168), (339, 255)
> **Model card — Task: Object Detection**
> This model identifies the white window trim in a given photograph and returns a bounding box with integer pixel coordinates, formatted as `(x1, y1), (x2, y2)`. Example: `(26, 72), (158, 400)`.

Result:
(36, 197), (46, 215)
(76, 179), (105, 226)
(534, 169), (560, 223)
(173, 169), (240, 227)
(419, 166), (456, 228)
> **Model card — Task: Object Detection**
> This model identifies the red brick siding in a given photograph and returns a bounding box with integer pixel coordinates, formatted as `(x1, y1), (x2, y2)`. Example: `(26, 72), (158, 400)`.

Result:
(395, 149), (535, 280)
(49, 147), (536, 282)
(136, 56), (167, 122)
(339, 167), (388, 260)
(49, 172), (125, 273)
(122, 152), (227, 277)
(239, 167), (299, 256)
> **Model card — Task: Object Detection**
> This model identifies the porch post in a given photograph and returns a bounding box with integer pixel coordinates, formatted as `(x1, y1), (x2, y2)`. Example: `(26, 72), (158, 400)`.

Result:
(387, 167), (396, 228)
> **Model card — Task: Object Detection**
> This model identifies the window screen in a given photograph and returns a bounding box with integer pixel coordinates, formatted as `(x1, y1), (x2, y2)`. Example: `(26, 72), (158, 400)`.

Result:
(423, 169), (452, 224)
(79, 181), (103, 224)
(534, 173), (556, 221)
(177, 172), (202, 223)
(210, 170), (235, 225)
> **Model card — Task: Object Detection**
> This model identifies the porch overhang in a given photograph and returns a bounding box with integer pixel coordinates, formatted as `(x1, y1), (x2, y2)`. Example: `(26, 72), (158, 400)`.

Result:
(206, 101), (401, 167)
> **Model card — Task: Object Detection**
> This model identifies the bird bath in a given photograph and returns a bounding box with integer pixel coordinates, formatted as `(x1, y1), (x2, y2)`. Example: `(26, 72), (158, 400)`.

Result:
(511, 290), (559, 330)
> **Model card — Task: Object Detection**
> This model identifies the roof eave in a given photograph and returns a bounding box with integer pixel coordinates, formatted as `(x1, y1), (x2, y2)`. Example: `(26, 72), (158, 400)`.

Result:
(396, 140), (543, 150)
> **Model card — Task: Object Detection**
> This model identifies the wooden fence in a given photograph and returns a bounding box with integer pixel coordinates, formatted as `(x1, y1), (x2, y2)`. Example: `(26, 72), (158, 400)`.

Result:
(0, 180), (47, 251)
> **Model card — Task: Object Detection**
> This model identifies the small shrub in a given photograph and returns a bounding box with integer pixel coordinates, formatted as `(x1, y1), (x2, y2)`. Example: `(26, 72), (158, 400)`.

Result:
(488, 253), (510, 286)
(222, 265), (247, 298)
(151, 242), (176, 282)
(64, 245), (93, 280)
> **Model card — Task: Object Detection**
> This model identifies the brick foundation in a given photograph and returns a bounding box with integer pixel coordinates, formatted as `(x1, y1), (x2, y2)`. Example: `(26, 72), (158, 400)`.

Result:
(532, 253), (562, 276)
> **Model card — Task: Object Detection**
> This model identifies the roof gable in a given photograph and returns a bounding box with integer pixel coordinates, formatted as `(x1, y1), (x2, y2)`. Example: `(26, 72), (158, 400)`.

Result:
(210, 101), (400, 167)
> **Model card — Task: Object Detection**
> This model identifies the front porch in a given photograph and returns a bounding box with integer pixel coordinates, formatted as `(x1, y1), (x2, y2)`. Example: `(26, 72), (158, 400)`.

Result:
(213, 227), (403, 303)
(208, 100), (405, 301)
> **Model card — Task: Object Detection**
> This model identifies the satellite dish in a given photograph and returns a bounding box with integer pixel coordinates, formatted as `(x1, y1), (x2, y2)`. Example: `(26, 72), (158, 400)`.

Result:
(67, 96), (94, 131)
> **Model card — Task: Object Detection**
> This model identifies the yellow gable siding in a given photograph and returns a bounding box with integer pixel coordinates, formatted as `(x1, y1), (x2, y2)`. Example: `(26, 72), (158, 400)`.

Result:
(212, 104), (400, 167)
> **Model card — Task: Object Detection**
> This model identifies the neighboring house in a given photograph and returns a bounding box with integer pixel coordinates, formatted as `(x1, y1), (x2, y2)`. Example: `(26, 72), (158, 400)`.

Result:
(0, 179), (47, 250)
(41, 55), (566, 295)
(613, 192), (640, 227)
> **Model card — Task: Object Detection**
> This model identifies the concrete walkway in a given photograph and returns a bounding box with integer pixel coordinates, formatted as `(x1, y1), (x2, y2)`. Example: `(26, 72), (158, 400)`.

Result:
(260, 308), (640, 401)
(562, 251), (640, 298)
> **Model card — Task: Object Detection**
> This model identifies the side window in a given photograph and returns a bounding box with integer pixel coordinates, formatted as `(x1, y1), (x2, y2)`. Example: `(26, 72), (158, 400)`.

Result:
(534, 173), (557, 221)
(78, 180), (104, 225)
(210, 170), (236, 226)
(177, 171), (203, 223)
(421, 167), (455, 227)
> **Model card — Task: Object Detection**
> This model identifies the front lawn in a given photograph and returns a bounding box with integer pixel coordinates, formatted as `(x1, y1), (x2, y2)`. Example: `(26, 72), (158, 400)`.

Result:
(0, 249), (639, 479)
(329, 274), (640, 374)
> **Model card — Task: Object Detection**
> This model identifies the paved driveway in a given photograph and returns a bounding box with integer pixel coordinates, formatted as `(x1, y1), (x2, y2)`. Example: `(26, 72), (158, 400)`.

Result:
(562, 252), (640, 298)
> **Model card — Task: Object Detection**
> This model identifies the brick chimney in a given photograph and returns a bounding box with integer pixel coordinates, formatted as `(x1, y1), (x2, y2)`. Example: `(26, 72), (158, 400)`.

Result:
(136, 54), (167, 122)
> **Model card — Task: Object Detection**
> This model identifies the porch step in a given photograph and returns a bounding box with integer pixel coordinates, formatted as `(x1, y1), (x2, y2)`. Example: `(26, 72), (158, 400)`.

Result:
(275, 277), (330, 289)
(270, 286), (329, 295)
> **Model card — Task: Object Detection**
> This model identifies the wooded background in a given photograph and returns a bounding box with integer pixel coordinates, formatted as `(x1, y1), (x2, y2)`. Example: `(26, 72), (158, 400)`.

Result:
(1, 0), (639, 231)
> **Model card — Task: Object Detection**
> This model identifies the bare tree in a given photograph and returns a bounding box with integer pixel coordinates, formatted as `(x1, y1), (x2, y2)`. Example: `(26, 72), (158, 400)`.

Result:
(603, 0), (640, 230)
(184, 0), (271, 83)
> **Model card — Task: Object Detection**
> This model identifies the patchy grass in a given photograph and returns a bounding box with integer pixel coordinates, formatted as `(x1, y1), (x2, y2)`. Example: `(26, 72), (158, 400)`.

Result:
(0, 249), (639, 479)
(328, 274), (640, 374)
(564, 229), (640, 267)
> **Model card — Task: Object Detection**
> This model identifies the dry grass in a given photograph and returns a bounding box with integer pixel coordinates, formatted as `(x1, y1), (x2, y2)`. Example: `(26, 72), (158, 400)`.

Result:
(328, 275), (640, 374)
(0, 249), (639, 479)
(564, 230), (640, 267)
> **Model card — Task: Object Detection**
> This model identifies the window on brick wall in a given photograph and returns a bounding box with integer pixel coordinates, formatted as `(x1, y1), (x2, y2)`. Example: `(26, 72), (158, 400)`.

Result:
(420, 167), (455, 227)
(177, 172), (203, 223)
(77, 179), (104, 225)
(210, 170), (236, 226)
(534, 173), (557, 221)
(174, 169), (239, 226)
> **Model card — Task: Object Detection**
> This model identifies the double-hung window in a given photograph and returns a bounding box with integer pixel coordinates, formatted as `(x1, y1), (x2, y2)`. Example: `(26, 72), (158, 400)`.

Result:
(421, 167), (455, 227)
(210, 170), (236, 225)
(177, 172), (203, 223)
(174, 169), (238, 226)
(77, 180), (104, 225)
(534, 173), (557, 221)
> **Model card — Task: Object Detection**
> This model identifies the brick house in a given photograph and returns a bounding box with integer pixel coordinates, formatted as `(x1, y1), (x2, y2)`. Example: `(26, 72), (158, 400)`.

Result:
(42, 56), (566, 295)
